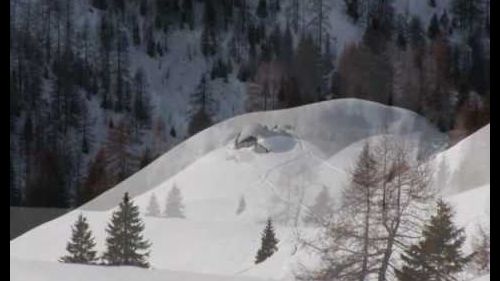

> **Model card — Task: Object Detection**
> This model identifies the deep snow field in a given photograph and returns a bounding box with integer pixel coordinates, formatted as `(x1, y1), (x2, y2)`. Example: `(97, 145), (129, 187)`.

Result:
(10, 99), (489, 281)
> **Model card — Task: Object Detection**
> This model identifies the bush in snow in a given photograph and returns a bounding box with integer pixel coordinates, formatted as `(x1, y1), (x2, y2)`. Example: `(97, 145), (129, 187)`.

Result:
(164, 185), (186, 218)
(60, 214), (98, 264)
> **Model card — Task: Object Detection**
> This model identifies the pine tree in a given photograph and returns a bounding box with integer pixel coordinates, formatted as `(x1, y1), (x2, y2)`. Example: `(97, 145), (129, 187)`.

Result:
(102, 192), (151, 267)
(80, 148), (109, 205)
(303, 186), (334, 225)
(10, 155), (21, 206)
(236, 195), (246, 215)
(201, 0), (217, 57)
(451, 0), (485, 33)
(428, 14), (441, 40)
(256, 0), (268, 19)
(470, 224), (490, 274)
(105, 119), (137, 184)
(255, 218), (279, 264)
(164, 185), (185, 218)
(139, 147), (154, 169)
(188, 76), (214, 136)
(146, 193), (161, 217)
(60, 214), (98, 264)
(181, 0), (194, 30)
(344, 0), (359, 22)
(396, 200), (471, 281)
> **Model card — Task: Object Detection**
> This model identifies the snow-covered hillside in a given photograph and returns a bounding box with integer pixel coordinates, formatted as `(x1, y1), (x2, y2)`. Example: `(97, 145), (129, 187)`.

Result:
(10, 99), (489, 281)
(433, 124), (490, 195)
(82, 98), (444, 211)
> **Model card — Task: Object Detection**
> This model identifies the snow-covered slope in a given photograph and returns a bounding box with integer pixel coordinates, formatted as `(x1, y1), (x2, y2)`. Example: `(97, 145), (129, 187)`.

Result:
(10, 258), (265, 281)
(432, 124), (490, 195)
(11, 103), (489, 281)
(81, 98), (443, 211)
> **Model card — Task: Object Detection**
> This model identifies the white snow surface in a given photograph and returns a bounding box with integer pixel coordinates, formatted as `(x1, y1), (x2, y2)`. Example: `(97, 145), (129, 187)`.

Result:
(472, 275), (490, 281)
(10, 101), (489, 281)
(81, 98), (443, 211)
(433, 125), (490, 195)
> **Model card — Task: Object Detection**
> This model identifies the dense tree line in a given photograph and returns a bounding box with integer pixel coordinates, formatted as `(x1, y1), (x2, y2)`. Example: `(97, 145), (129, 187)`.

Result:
(10, 0), (489, 209)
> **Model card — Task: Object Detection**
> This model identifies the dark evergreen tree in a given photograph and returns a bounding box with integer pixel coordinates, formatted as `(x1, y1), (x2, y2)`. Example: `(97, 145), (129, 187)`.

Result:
(79, 148), (109, 205)
(396, 200), (471, 281)
(133, 20), (141, 46)
(201, 0), (217, 56)
(188, 76), (214, 135)
(60, 214), (98, 264)
(164, 185), (185, 218)
(409, 16), (425, 49)
(10, 155), (21, 206)
(428, 14), (441, 40)
(470, 224), (490, 274)
(92, 0), (108, 10)
(255, 218), (279, 264)
(236, 195), (246, 215)
(344, 0), (359, 22)
(102, 192), (151, 267)
(451, 0), (485, 33)
(256, 0), (268, 19)
(440, 10), (450, 34)
(140, 0), (148, 16)
(98, 15), (114, 109)
(133, 68), (152, 128)
(181, 0), (194, 30)
(429, 0), (436, 8)
(146, 31), (156, 57)
(140, 147), (154, 169)
(170, 126), (177, 138)
(396, 16), (408, 50)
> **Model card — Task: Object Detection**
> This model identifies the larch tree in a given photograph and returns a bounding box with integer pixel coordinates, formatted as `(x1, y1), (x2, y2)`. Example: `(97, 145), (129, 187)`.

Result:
(60, 214), (98, 264)
(298, 139), (433, 281)
(102, 192), (151, 267)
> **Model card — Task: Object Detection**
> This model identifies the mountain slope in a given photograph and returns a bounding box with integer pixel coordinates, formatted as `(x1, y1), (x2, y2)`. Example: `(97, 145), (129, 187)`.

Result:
(11, 104), (489, 281)
(81, 98), (443, 211)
